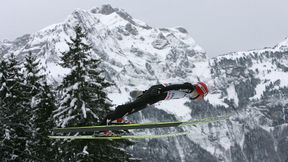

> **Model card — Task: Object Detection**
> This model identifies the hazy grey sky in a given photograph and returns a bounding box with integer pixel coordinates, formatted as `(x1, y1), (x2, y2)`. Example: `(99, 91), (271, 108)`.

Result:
(1, 0), (288, 58)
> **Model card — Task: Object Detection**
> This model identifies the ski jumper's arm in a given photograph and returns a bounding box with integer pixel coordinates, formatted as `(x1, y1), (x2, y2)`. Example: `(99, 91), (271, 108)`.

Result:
(161, 82), (195, 92)
(159, 83), (196, 100)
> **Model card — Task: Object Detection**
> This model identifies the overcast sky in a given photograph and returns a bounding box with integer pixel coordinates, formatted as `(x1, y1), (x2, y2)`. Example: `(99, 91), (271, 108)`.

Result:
(1, 0), (288, 58)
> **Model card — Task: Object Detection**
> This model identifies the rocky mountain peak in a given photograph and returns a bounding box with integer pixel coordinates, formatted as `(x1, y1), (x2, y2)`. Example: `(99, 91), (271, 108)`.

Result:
(90, 4), (151, 29)
(91, 4), (116, 15)
(0, 5), (207, 89)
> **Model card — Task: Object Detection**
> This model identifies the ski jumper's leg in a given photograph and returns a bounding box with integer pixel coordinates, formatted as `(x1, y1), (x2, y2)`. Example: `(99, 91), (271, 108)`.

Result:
(102, 85), (167, 123)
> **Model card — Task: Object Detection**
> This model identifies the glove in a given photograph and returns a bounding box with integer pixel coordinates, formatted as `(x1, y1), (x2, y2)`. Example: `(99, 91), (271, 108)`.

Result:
(183, 82), (196, 91)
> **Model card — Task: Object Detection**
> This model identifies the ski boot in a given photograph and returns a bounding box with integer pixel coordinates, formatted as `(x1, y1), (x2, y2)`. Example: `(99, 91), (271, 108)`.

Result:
(96, 130), (115, 137)
(110, 118), (134, 124)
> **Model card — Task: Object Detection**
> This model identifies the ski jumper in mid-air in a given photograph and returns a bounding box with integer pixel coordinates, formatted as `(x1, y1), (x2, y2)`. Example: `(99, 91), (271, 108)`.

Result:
(101, 82), (209, 125)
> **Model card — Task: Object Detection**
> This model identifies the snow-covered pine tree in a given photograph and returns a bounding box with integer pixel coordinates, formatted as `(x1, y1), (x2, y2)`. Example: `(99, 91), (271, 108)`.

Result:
(33, 81), (58, 161)
(0, 59), (8, 159)
(0, 59), (8, 110)
(0, 54), (34, 161)
(22, 52), (58, 161)
(54, 25), (135, 161)
(55, 25), (113, 126)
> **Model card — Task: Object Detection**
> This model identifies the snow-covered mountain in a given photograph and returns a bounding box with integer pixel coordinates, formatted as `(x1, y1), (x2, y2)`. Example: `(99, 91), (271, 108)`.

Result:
(208, 40), (288, 162)
(1, 4), (288, 162)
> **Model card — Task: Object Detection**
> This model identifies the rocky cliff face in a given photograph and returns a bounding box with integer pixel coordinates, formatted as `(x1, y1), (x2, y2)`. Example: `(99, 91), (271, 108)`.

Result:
(206, 47), (288, 162)
(1, 5), (287, 162)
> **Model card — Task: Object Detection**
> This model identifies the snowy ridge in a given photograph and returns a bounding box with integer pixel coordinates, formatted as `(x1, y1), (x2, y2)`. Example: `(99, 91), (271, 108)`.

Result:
(274, 37), (288, 51)
(216, 37), (288, 61)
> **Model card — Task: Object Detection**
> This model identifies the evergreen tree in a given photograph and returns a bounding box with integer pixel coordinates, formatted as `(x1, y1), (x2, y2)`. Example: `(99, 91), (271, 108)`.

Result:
(55, 25), (112, 126)
(0, 59), (8, 160)
(0, 53), (57, 161)
(54, 25), (134, 161)
(22, 52), (58, 161)
(0, 54), (32, 161)
(33, 82), (58, 161)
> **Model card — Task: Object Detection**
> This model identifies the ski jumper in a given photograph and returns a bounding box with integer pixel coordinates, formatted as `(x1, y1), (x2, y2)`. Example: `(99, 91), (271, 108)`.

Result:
(102, 83), (196, 124)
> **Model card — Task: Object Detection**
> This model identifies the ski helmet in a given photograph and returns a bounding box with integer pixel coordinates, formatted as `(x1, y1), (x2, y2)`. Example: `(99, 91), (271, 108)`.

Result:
(194, 82), (209, 97)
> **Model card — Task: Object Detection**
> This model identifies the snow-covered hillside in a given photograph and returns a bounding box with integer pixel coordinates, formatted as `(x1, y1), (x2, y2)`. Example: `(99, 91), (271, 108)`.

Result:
(1, 4), (288, 162)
